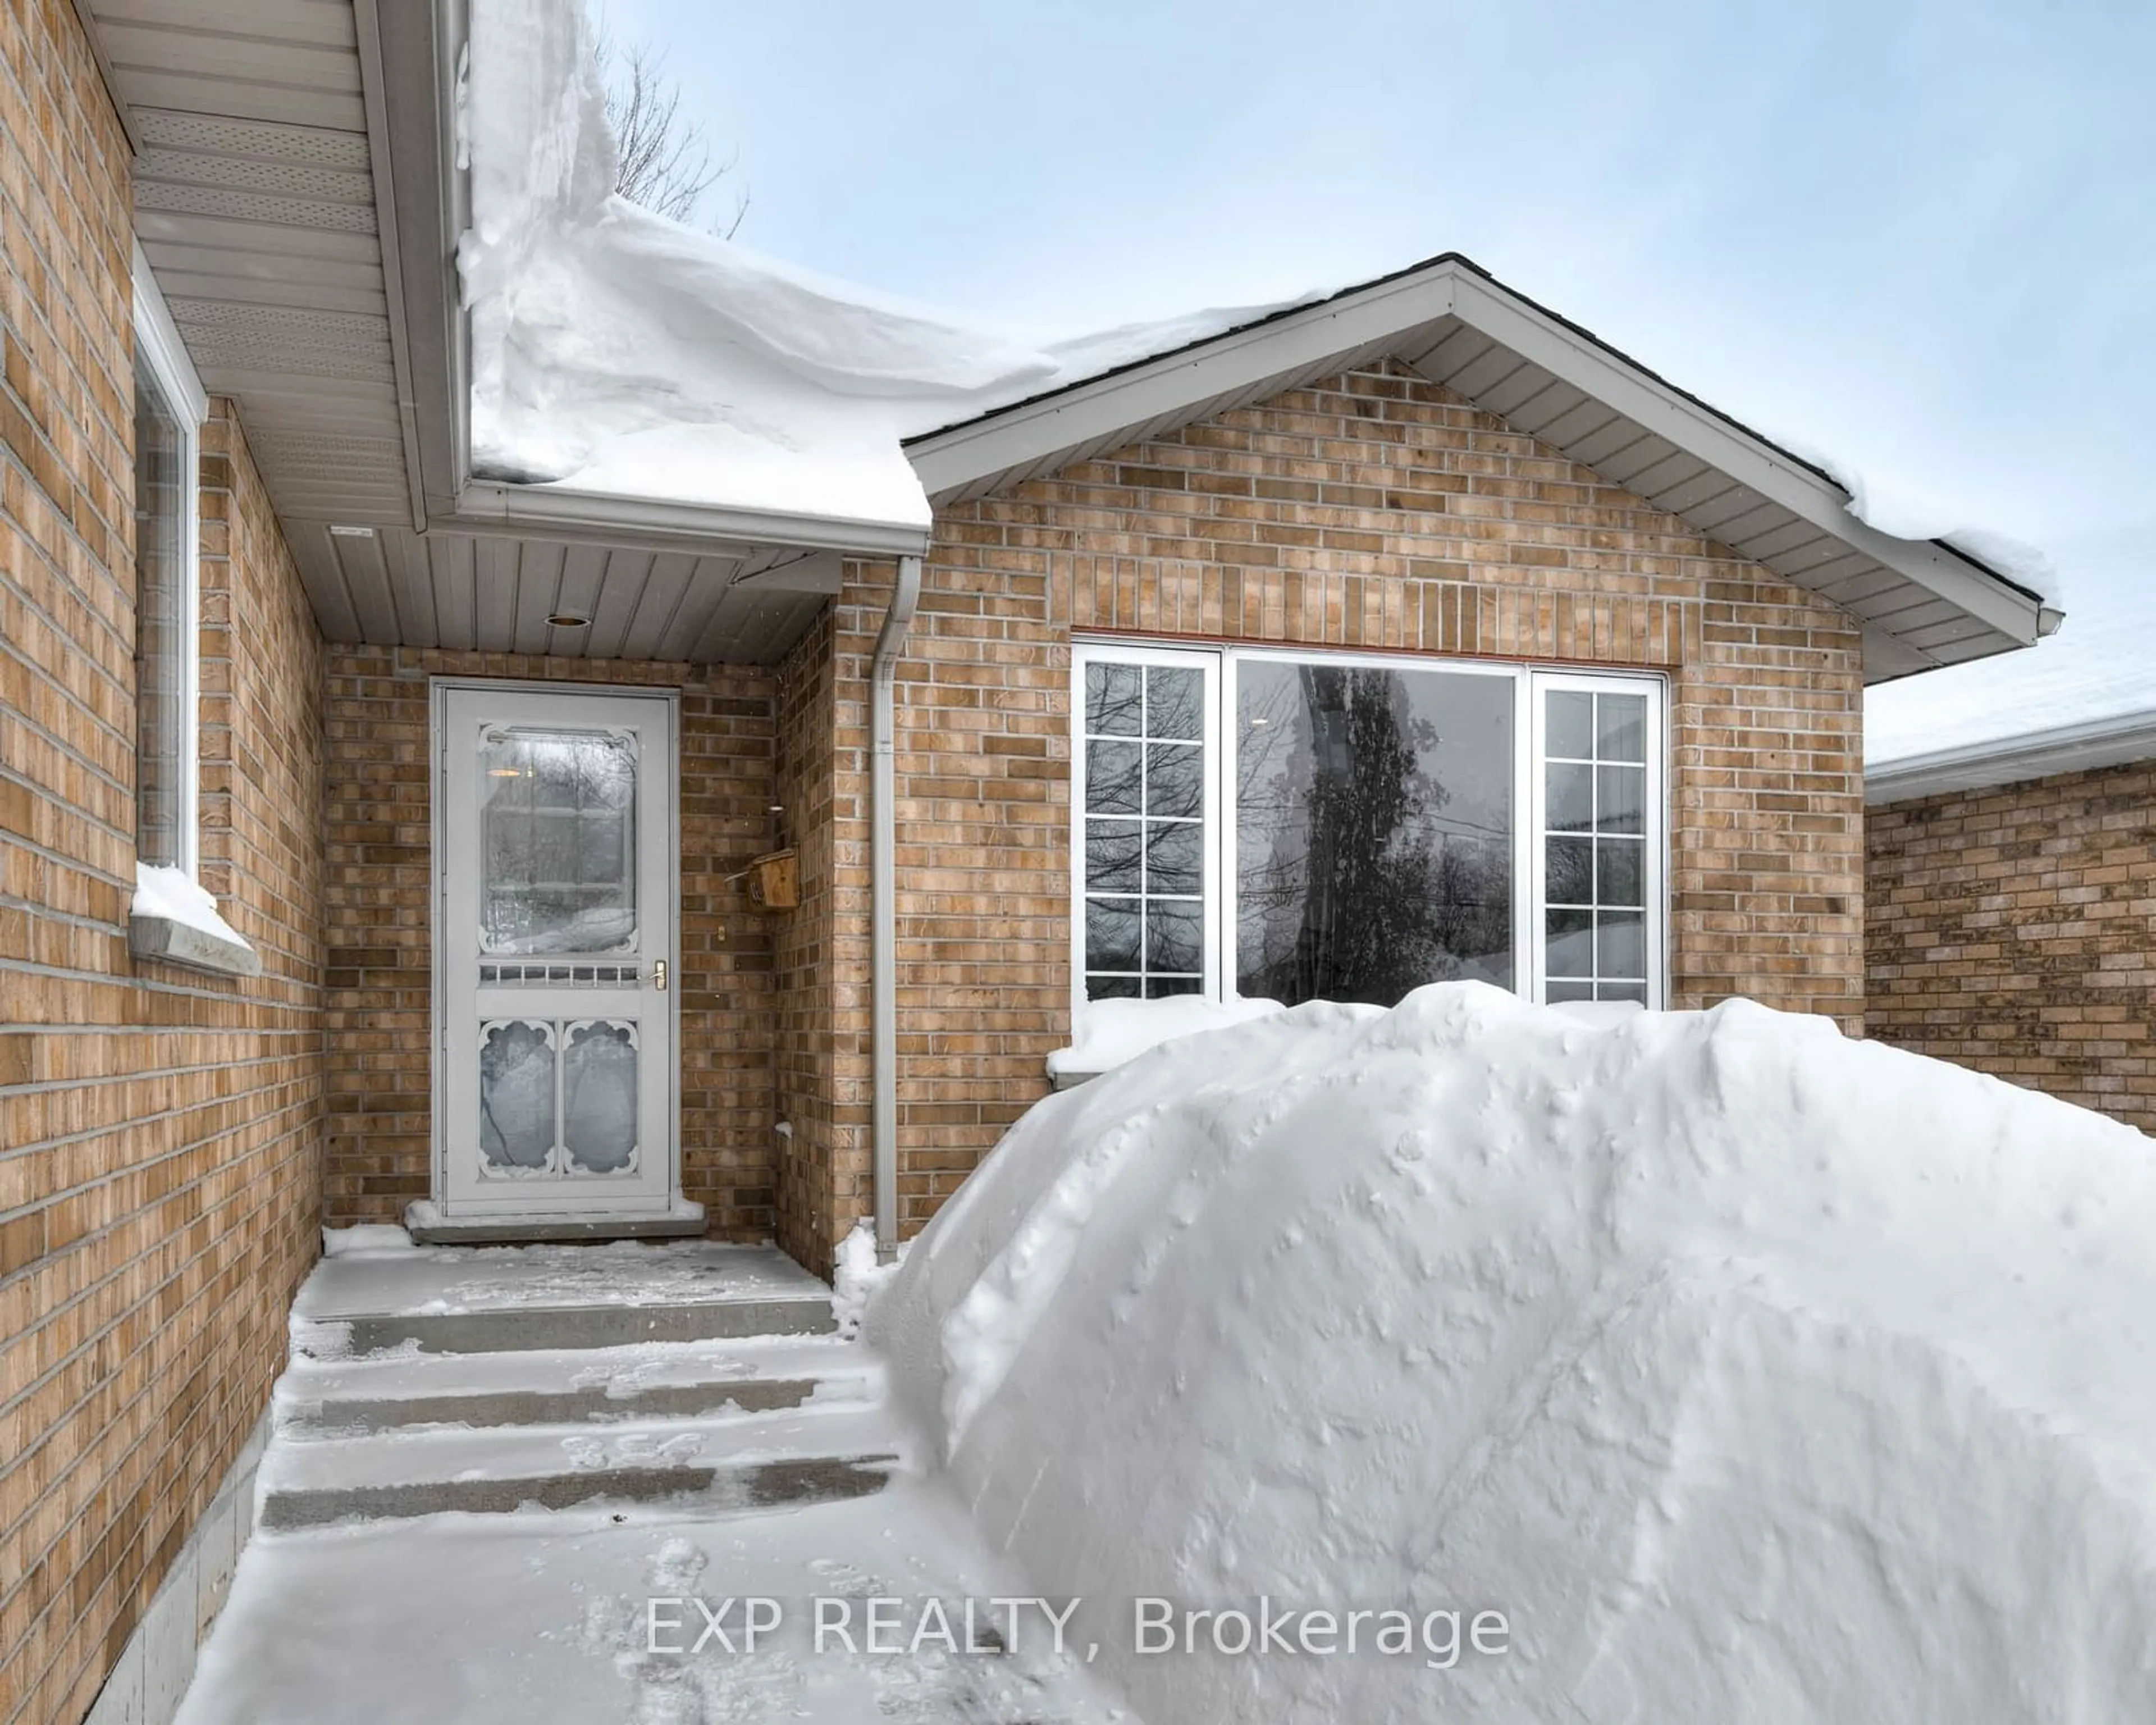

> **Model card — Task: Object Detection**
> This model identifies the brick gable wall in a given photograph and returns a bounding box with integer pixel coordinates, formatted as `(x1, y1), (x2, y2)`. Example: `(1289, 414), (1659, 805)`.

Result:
(771, 360), (1867, 1264)
(318, 647), (786, 1235)
(1867, 762), (2156, 1131)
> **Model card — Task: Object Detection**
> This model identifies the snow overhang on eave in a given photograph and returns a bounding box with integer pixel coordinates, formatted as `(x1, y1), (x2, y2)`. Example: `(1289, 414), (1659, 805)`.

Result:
(905, 254), (2049, 686)
(304, 0), (931, 667)
(1866, 708), (2156, 807)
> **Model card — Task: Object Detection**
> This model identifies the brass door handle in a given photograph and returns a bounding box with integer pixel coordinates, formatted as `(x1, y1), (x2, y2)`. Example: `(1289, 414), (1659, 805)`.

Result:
(652, 960), (669, 992)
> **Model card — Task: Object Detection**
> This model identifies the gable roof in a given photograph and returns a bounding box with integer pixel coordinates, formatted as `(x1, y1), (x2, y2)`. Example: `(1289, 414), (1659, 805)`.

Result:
(905, 254), (2054, 685)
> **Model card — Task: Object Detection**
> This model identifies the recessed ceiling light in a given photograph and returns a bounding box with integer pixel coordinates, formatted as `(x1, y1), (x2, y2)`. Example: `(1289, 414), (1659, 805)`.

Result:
(327, 523), (376, 538)
(547, 612), (592, 628)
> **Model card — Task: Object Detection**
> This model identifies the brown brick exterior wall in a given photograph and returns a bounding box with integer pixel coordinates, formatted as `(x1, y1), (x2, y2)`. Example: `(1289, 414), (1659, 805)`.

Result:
(775, 360), (1866, 1261)
(770, 610), (847, 1269)
(1867, 761), (2156, 1131)
(1, 2), (327, 1709)
(319, 647), (785, 1234)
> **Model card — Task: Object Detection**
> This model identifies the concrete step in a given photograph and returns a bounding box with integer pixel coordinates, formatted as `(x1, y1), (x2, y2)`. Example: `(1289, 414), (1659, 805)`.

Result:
(287, 1372), (826, 1434)
(276, 1336), (878, 1435)
(259, 1451), (899, 1529)
(307, 1295), (834, 1357)
(291, 1240), (838, 1357)
(257, 1407), (905, 1530)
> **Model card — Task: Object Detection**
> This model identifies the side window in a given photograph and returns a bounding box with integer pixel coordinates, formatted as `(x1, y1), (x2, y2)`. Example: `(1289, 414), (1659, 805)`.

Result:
(1075, 650), (1215, 1001)
(1536, 678), (1660, 1005)
(131, 246), (205, 878)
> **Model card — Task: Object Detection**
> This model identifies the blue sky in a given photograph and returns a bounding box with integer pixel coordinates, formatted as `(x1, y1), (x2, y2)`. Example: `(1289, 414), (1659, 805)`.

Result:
(600, 0), (2151, 743)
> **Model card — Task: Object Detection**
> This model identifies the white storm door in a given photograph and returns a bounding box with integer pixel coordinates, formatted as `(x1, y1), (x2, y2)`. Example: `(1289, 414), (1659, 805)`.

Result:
(435, 684), (678, 1218)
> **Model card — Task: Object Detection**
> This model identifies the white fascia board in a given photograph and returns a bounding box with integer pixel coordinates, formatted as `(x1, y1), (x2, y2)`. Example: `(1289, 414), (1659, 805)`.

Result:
(452, 481), (931, 560)
(1445, 273), (2043, 649)
(906, 268), (1463, 498)
(1866, 707), (2156, 805)
(131, 243), (207, 424)
(351, 0), (431, 532)
(907, 256), (2042, 654)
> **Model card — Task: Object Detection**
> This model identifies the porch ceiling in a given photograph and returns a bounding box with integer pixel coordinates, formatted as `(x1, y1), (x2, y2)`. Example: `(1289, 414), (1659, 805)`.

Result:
(89, 0), (853, 669)
(303, 526), (840, 664)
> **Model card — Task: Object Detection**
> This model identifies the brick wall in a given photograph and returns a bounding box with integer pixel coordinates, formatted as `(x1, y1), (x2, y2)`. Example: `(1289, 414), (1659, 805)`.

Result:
(770, 610), (848, 1270)
(778, 359), (1866, 1259)
(1868, 761), (2156, 1130)
(319, 647), (785, 1234)
(1, 6), (327, 1710)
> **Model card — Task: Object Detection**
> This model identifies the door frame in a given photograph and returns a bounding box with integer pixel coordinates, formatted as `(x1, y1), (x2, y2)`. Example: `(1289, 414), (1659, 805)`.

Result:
(427, 675), (686, 1222)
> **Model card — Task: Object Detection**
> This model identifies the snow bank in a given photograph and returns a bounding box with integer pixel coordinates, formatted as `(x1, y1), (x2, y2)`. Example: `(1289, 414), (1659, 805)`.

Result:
(832, 1217), (904, 1339)
(459, 0), (1057, 525)
(1046, 994), (1286, 1079)
(871, 983), (2156, 1721)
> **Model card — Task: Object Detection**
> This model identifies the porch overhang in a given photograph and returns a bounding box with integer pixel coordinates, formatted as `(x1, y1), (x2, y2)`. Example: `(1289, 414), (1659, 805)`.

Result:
(90, 0), (915, 669)
(905, 254), (2053, 685)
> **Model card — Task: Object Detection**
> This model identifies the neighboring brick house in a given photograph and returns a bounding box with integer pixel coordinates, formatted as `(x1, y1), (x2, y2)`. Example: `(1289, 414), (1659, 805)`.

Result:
(1868, 708), (2156, 1133)
(1, 2), (2059, 1723)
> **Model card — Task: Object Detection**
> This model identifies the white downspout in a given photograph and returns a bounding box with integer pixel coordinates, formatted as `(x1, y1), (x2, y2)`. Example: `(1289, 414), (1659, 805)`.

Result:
(870, 554), (923, 1263)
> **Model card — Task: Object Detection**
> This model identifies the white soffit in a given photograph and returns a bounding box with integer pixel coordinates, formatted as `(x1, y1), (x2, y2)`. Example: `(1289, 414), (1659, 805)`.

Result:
(96, 0), (418, 531)
(906, 255), (2047, 684)
(297, 526), (842, 665)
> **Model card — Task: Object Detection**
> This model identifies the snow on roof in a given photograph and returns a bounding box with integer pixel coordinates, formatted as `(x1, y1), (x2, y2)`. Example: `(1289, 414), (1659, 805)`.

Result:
(1866, 526), (2150, 789)
(460, 0), (1058, 532)
(461, 0), (2064, 649)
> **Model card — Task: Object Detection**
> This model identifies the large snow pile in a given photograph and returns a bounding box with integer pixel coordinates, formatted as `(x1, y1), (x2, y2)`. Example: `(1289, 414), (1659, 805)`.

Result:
(870, 983), (2156, 1722)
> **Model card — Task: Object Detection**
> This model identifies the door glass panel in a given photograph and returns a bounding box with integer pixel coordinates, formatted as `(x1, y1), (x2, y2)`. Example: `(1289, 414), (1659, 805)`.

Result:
(479, 1020), (556, 1172)
(1236, 661), (1514, 1004)
(480, 728), (637, 953)
(563, 1020), (639, 1174)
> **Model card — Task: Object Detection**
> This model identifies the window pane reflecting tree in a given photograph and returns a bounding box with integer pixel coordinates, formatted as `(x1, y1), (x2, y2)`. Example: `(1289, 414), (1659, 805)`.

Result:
(1235, 663), (1513, 1006)
(479, 728), (638, 954)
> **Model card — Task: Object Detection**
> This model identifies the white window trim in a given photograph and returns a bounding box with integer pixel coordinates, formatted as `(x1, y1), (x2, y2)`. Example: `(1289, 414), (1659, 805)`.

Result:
(1070, 640), (1669, 1024)
(126, 248), (257, 976)
(1068, 642), (1222, 1007)
(130, 241), (207, 879)
(1527, 668), (1669, 1008)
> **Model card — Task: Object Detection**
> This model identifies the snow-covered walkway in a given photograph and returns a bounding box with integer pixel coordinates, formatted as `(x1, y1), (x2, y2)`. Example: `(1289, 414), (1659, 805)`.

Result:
(173, 1235), (1133, 1724)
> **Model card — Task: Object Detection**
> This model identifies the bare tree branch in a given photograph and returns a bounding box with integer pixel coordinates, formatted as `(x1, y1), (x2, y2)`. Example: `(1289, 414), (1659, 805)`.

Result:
(596, 31), (748, 237)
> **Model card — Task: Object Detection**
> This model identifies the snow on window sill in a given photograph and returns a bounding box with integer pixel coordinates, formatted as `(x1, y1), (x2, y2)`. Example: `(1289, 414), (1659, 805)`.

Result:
(1046, 996), (1287, 1086)
(129, 862), (261, 978)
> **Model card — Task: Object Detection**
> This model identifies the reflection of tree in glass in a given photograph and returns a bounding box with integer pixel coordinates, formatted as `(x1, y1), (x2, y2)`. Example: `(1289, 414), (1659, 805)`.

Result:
(1237, 666), (1511, 1006)
(482, 731), (638, 953)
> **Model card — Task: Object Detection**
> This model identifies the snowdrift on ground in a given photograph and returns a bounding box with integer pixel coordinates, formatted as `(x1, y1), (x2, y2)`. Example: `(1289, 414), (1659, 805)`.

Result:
(870, 983), (2156, 1723)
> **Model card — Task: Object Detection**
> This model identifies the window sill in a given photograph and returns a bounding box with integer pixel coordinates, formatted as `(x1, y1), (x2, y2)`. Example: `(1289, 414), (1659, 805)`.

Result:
(129, 913), (262, 978)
